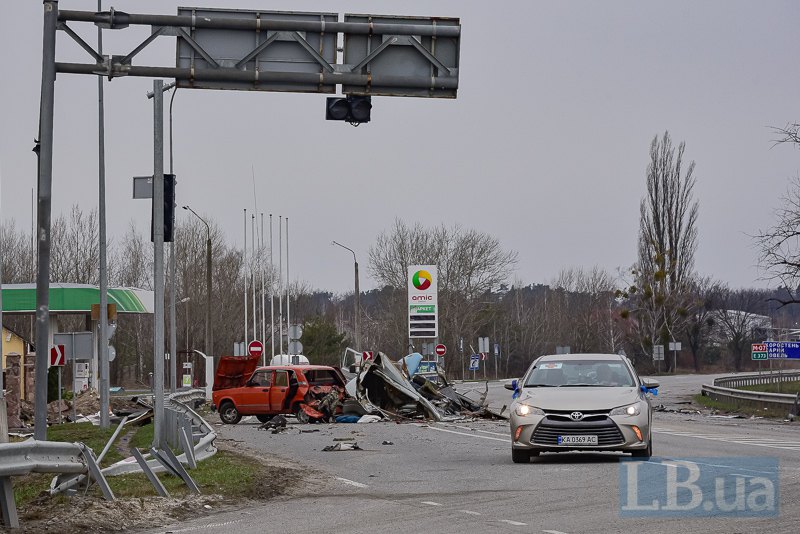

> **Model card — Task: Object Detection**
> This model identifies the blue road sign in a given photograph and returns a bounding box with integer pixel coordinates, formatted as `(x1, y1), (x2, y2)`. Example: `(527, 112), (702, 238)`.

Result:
(765, 341), (800, 359)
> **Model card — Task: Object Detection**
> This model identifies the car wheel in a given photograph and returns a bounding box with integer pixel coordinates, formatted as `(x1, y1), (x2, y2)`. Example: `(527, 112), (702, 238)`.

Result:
(256, 415), (271, 423)
(632, 435), (652, 459)
(219, 401), (241, 425)
(294, 405), (310, 424)
(511, 448), (531, 464)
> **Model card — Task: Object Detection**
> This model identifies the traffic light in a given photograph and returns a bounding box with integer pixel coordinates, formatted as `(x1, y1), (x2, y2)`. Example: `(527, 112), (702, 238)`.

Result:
(150, 173), (175, 242)
(326, 95), (372, 124)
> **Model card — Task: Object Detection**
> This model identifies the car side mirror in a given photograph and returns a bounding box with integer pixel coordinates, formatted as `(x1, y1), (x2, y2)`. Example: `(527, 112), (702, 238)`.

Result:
(642, 379), (660, 389)
(504, 379), (517, 391)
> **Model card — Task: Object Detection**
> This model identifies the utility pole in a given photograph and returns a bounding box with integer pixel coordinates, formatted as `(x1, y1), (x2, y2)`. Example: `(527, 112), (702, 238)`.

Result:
(33, 0), (58, 441)
(151, 79), (166, 448)
(332, 241), (360, 350)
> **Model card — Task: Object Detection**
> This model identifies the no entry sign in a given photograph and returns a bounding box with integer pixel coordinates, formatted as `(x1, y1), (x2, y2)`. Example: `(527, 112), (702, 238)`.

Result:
(248, 340), (264, 357)
(435, 344), (447, 356)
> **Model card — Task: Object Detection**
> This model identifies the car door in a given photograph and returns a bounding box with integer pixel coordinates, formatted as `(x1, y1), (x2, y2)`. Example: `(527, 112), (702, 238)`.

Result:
(239, 370), (272, 414)
(269, 370), (289, 412)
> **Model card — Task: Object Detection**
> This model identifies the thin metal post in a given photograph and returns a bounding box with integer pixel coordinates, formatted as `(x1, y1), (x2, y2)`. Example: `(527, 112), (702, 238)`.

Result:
(34, 0), (59, 441)
(168, 86), (178, 394)
(354, 260), (360, 351)
(278, 216), (283, 355)
(97, 0), (110, 428)
(260, 213), (266, 363)
(151, 79), (165, 449)
(251, 214), (256, 343)
(206, 231), (212, 366)
(269, 214), (274, 361)
(286, 217), (290, 345)
(243, 209), (248, 345)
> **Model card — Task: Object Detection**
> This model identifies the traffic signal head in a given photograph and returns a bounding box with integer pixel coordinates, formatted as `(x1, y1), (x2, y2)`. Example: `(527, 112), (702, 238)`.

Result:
(326, 95), (372, 124)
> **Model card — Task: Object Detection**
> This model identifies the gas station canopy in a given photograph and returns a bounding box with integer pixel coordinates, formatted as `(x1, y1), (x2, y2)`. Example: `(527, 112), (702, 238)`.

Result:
(1, 283), (154, 314)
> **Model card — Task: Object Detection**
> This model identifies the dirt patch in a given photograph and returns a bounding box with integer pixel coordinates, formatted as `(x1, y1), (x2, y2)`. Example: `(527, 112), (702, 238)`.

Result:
(1, 437), (310, 533)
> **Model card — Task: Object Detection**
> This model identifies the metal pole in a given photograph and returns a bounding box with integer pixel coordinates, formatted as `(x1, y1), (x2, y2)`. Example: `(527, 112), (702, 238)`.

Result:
(251, 215), (256, 343)
(205, 230), (212, 367)
(151, 79), (165, 449)
(332, 241), (359, 351)
(278, 216), (283, 355)
(260, 213), (266, 364)
(286, 217), (290, 346)
(1, 175), (5, 442)
(269, 214), (275, 361)
(354, 260), (360, 351)
(97, 0), (111, 429)
(168, 87), (178, 394)
(34, 0), (59, 441)
(243, 209), (248, 345)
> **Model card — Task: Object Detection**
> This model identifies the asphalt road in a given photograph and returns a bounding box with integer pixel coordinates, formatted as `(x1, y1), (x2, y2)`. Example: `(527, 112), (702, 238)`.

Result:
(145, 374), (799, 534)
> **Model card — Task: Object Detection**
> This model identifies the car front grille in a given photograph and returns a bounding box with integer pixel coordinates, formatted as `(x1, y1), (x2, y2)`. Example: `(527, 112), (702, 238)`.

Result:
(531, 416), (624, 446)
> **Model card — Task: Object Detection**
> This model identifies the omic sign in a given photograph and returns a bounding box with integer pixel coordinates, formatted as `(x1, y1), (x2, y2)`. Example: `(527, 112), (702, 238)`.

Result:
(408, 265), (438, 338)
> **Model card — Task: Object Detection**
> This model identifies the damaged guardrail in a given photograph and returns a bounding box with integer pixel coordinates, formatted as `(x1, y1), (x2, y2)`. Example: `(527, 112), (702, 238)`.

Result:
(0, 440), (114, 528)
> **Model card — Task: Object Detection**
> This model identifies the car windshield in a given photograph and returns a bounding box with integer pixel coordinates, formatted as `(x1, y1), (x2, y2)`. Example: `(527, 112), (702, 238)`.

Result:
(524, 359), (635, 387)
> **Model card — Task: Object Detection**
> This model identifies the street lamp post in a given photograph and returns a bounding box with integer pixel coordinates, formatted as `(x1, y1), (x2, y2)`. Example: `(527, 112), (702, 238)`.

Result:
(332, 241), (360, 351)
(182, 206), (213, 369)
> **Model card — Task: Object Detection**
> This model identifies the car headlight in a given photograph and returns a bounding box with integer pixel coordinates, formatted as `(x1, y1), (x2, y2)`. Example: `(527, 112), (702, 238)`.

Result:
(515, 403), (545, 416)
(610, 403), (641, 416)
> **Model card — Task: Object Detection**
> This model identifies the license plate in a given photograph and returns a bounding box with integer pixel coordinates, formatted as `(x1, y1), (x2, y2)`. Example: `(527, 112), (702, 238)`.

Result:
(558, 435), (598, 445)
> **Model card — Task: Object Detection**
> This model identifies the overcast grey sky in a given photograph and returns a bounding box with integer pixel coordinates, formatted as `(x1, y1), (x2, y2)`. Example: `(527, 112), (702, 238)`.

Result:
(2, 1), (799, 294)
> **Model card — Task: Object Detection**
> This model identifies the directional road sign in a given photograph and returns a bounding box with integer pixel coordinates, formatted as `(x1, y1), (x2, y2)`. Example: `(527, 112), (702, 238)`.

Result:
(765, 341), (800, 359)
(751, 343), (768, 361)
(362, 351), (374, 362)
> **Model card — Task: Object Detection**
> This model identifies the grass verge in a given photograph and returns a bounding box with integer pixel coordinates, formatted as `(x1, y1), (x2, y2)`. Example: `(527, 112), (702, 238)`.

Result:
(693, 394), (788, 419)
(738, 380), (800, 395)
(12, 421), (287, 509)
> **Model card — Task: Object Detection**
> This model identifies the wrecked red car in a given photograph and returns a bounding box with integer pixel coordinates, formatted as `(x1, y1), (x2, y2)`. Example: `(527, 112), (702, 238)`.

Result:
(211, 355), (347, 424)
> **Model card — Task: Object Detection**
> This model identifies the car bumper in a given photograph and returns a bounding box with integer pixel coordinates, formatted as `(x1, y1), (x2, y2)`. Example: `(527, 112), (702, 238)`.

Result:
(510, 413), (650, 452)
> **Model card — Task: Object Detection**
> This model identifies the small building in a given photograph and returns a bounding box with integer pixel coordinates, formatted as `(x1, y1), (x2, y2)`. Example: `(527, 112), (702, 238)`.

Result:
(2, 325), (33, 399)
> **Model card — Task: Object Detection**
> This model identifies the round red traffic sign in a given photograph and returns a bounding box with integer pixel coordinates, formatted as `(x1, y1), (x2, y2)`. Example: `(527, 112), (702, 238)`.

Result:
(248, 340), (264, 357)
(435, 344), (447, 356)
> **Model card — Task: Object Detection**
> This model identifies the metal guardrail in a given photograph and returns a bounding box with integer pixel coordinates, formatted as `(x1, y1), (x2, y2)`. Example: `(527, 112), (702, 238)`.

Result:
(702, 374), (800, 415)
(713, 372), (800, 390)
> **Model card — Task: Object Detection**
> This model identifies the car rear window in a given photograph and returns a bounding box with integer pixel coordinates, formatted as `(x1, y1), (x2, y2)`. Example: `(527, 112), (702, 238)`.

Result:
(524, 359), (634, 387)
(305, 369), (341, 386)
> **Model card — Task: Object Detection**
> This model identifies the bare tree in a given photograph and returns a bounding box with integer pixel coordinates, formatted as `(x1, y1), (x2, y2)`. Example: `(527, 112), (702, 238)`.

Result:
(755, 176), (800, 306)
(630, 131), (699, 368)
(714, 288), (769, 371)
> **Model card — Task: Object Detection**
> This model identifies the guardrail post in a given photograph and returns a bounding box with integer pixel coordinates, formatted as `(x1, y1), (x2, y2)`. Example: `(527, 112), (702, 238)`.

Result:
(0, 476), (19, 528)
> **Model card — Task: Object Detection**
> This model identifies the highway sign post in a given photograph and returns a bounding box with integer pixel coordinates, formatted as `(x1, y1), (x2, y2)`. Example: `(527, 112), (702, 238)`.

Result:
(653, 345), (664, 373)
(50, 344), (65, 424)
(751, 343), (768, 360)
(469, 354), (480, 377)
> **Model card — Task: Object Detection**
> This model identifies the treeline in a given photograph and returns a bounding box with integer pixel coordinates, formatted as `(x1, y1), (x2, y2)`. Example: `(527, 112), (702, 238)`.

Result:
(3, 207), (798, 386)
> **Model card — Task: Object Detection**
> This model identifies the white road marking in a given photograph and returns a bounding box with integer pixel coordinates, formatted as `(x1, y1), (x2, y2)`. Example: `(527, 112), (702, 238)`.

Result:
(335, 477), (368, 488)
(458, 510), (482, 515)
(542, 530), (570, 534)
(449, 424), (509, 438)
(426, 425), (508, 443)
(163, 519), (244, 532)
(496, 519), (527, 526)
(654, 427), (800, 452)
(421, 501), (443, 506)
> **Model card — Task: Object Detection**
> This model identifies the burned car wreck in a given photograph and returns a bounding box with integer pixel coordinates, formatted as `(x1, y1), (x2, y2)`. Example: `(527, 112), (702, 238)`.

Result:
(347, 352), (489, 421)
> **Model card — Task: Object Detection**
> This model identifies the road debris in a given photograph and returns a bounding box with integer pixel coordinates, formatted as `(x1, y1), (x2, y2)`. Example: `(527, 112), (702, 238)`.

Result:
(259, 414), (288, 433)
(322, 442), (363, 451)
(347, 352), (492, 422)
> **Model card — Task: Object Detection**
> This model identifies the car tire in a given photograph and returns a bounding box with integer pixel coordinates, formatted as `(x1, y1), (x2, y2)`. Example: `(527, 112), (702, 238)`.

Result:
(511, 448), (531, 464)
(632, 435), (652, 459)
(219, 401), (241, 425)
(294, 405), (310, 424)
(256, 415), (271, 423)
